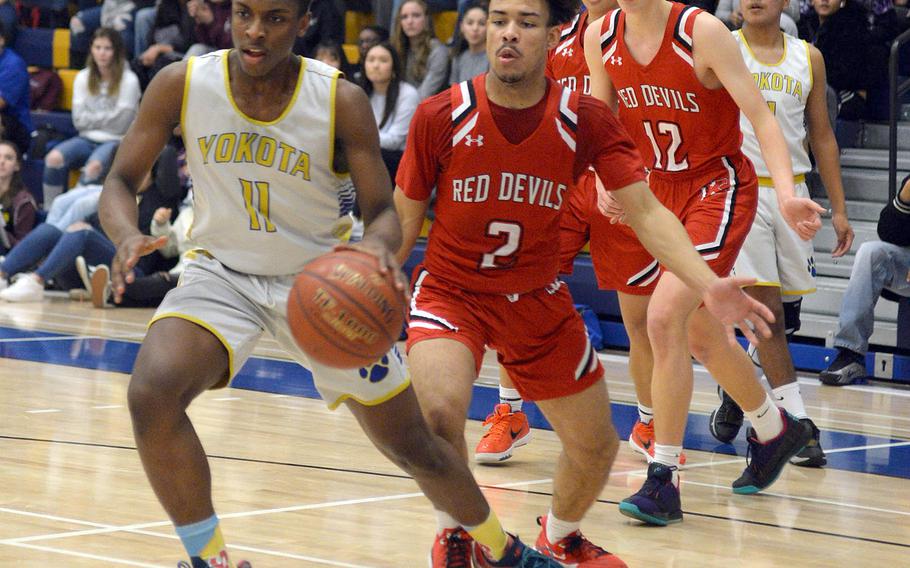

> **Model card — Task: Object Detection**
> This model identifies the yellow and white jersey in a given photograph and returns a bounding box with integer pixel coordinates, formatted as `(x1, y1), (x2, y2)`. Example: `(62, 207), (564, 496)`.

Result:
(734, 30), (813, 178)
(181, 50), (355, 276)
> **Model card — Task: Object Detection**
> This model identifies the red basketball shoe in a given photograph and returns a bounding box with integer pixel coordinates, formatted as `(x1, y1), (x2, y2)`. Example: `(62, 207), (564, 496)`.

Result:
(475, 404), (532, 463)
(628, 420), (686, 465)
(535, 516), (627, 567)
(430, 527), (473, 567)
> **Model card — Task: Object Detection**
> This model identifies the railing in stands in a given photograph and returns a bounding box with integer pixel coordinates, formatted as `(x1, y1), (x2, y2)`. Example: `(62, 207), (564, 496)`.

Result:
(889, 28), (910, 201)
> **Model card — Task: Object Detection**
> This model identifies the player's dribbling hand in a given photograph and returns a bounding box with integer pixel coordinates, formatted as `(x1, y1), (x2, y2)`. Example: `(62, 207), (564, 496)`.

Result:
(110, 234), (168, 303)
(334, 240), (411, 301)
(780, 196), (825, 241)
(702, 276), (774, 347)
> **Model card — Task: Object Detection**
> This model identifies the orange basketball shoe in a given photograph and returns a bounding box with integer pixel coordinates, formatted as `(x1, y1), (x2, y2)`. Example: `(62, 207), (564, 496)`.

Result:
(430, 527), (473, 567)
(475, 404), (532, 463)
(534, 516), (627, 567)
(628, 420), (686, 465)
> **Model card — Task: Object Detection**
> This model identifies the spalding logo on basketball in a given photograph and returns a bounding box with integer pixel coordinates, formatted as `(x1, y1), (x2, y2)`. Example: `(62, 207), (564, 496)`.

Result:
(287, 249), (406, 369)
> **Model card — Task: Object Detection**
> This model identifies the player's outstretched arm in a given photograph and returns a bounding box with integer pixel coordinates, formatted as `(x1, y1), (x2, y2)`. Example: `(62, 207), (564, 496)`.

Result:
(693, 14), (823, 240)
(806, 45), (854, 257)
(583, 15), (618, 111)
(100, 61), (185, 302)
(612, 181), (774, 344)
(334, 79), (407, 293)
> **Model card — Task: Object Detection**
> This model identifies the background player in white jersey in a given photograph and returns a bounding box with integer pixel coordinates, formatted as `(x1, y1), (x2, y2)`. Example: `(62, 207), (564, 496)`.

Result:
(709, 0), (854, 466)
(98, 1), (566, 566)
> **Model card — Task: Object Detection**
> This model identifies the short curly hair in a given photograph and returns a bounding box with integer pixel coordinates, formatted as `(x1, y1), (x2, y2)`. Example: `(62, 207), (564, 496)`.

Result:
(545, 0), (581, 26)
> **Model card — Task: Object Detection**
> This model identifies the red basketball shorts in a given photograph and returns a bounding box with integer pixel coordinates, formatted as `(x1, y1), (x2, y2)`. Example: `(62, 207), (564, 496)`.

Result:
(560, 156), (758, 295)
(405, 266), (603, 401)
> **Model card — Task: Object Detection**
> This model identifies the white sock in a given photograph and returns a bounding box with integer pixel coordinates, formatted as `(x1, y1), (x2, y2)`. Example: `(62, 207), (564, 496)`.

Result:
(545, 510), (580, 543)
(499, 386), (522, 413)
(637, 403), (653, 425)
(744, 393), (784, 443)
(435, 509), (459, 532)
(771, 382), (808, 420)
(653, 444), (682, 484)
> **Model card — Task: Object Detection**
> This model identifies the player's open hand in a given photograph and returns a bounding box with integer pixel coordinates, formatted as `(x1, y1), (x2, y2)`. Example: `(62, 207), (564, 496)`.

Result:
(780, 196), (825, 241)
(594, 175), (626, 224)
(335, 240), (411, 301)
(110, 234), (168, 303)
(702, 276), (774, 347)
(831, 212), (854, 258)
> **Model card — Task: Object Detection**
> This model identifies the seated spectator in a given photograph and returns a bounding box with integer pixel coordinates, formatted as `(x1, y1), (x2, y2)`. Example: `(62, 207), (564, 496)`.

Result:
(314, 40), (355, 77)
(360, 42), (419, 180)
(799, 0), (873, 120)
(88, 189), (193, 308)
(448, 1), (488, 85)
(293, 0), (344, 58)
(352, 25), (390, 83)
(132, 0), (193, 90)
(0, 21), (33, 157)
(389, 0), (457, 36)
(819, 175), (910, 386)
(0, 143), (185, 301)
(0, 183), (103, 293)
(183, 0), (231, 59)
(71, 0), (142, 63)
(0, 140), (38, 255)
(392, 0), (449, 99)
(0, 0), (17, 47)
(44, 28), (141, 207)
(716, 0), (800, 34)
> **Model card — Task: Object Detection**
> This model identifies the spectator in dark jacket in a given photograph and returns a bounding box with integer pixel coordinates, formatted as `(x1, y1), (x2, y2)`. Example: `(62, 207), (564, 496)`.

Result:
(799, 0), (874, 119)
(184, 0), (232, 58)
(819, 174), (910, 386)
(0, 140), (37, 254)
(0, 21), (33, 156)
(293, 0), (344, 58)
(0, 0), (17, 47)
(131, 0), (193, 89)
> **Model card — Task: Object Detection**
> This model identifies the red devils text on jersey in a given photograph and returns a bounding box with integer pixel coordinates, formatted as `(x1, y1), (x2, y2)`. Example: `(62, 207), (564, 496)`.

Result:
(547, 11), (591, 95)
(599, 3), (744, 175)
(397, 74), (645, 295)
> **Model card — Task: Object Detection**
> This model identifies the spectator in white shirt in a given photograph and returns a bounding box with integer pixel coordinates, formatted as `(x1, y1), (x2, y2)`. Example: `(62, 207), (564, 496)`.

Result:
(360, 41), (419, 180)
(44, 28), (140, 207)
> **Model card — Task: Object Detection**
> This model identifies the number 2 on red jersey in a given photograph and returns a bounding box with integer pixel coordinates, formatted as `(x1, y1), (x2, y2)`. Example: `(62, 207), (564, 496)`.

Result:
(480, 221), (523, 269)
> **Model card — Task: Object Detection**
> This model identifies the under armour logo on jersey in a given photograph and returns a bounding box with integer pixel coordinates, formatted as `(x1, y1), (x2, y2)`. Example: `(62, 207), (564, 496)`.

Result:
(609, 56), (622, 66)
(563, 47), (574, 57)
(464, 135), (484, 147)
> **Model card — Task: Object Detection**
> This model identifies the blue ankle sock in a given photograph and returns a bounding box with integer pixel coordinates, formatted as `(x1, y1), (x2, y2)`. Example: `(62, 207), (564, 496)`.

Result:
(175, 514), (225, 562)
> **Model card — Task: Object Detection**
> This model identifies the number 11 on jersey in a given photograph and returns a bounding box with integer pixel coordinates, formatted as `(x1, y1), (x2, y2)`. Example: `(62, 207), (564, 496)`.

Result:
(240, 178), (276, 232)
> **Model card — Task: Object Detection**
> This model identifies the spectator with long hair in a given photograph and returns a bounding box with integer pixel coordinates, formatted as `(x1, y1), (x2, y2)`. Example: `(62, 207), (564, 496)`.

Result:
(360, 41), (419, 180)
(391, 0), (449, 99)
(313, 40), (355, 77)
(44, 28), (141, 207)
(448, 1), (488, 85)
(132, 0), (194, 89)
(0, 140), (37, 255)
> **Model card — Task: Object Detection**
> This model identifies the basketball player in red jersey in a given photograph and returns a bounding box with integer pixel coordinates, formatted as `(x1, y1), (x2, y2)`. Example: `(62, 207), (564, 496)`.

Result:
(473, 0), (622, 466)
(582, 0), (823, 526)
(395, 0), (777, 564)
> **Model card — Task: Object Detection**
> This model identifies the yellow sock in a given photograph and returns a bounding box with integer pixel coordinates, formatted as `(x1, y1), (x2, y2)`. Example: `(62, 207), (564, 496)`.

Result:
(197, 526), (232, 567)
(464, 510), (508, 560)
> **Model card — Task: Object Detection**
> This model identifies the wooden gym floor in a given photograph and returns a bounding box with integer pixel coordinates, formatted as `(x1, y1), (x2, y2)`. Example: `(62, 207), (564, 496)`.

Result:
(0, 298), (908, 566)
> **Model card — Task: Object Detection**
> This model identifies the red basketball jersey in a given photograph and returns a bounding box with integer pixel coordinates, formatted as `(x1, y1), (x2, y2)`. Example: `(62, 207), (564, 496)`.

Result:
(599, 3), (743, 175)
(410, 76), (579, 294)
(547, 11), (591, 95)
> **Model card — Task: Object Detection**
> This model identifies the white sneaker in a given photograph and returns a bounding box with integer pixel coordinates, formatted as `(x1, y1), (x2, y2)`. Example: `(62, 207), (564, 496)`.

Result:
(0, 274), (45, 302)
(75, 255), (92, 295)
(91, 265), (112, 308)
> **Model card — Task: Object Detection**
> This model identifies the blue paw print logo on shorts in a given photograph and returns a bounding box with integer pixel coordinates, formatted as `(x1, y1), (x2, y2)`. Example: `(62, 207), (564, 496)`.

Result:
(359, 355), (390, 383)
(807, 256), (816, 277)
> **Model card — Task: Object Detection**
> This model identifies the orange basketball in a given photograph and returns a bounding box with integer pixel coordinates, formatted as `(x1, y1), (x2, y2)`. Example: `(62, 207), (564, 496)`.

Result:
(287, 249), (407, 369)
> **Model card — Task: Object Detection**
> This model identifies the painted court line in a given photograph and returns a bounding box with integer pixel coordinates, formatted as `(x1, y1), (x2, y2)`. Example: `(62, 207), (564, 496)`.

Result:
(3, 542), (164, 567)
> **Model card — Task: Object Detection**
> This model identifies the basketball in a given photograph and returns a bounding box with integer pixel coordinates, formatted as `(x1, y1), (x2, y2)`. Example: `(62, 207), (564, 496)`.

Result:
(287, 249), (407, 369)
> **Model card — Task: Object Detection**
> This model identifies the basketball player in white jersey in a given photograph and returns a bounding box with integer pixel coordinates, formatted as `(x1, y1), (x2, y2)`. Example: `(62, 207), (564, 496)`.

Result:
(99, 1), (564, 566)
(709, 0), (854, 467)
